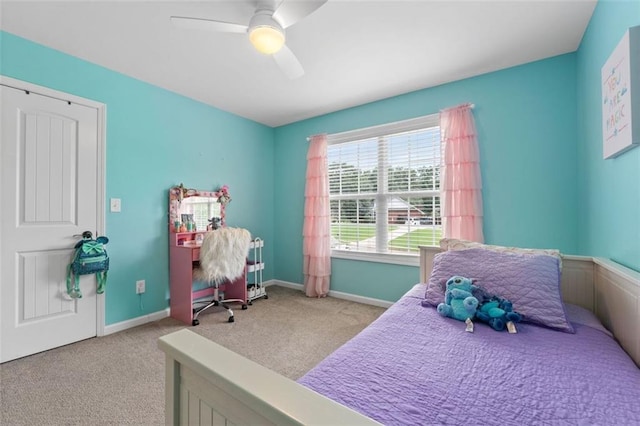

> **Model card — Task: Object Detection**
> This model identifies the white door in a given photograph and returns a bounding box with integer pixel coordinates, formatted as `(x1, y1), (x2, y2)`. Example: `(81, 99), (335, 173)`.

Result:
(1, 84), (103, 363)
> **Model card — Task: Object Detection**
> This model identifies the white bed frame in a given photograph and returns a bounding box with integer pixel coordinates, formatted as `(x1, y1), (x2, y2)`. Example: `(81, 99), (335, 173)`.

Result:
(158, 247), (640, 425)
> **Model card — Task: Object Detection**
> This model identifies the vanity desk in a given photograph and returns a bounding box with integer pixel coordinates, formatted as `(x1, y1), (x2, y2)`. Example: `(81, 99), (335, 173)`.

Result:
(169, 231), (247, 326)
(168, 185), (249, 326)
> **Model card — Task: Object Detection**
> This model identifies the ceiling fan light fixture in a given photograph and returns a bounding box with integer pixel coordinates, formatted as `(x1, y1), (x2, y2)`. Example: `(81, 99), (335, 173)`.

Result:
(249, 25), (285, 55)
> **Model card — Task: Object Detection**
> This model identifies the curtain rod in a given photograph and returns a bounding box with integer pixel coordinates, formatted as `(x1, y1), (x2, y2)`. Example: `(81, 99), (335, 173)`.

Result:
(306, 103), (475, 141)
(441, 102), (475, 113)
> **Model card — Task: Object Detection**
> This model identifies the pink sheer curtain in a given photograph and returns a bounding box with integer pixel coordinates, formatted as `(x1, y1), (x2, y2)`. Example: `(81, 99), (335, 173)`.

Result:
(440, 103), (484, 242)
(302, 134), (331, 297)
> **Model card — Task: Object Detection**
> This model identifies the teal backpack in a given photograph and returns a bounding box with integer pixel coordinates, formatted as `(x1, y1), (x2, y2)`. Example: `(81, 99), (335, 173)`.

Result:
(66, 232), (109, 299)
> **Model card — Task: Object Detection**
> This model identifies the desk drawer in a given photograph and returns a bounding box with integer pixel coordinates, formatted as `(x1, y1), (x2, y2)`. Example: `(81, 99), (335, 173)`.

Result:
(192, 248), (200, 261)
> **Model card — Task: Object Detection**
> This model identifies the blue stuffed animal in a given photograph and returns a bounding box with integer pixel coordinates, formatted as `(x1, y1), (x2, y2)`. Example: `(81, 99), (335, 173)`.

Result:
(475, 295), (522, 331)
(437, 276), (479, 322)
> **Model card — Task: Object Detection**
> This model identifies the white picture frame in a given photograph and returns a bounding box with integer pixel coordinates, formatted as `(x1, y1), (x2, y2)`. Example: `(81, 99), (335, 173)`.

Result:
(601, 26), (640, 159)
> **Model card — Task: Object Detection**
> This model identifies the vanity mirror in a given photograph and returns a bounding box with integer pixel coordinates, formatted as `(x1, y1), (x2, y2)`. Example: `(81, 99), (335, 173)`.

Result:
(168, 184), (230, 232)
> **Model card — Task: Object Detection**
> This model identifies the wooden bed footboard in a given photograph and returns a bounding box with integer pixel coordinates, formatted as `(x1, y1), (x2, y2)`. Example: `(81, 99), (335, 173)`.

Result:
(158, 329), (380, 426)
(159, 248), (639, 425)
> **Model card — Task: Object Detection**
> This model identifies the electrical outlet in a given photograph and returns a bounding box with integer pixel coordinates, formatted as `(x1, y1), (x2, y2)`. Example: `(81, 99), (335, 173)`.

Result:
(136, 280), (145, 294)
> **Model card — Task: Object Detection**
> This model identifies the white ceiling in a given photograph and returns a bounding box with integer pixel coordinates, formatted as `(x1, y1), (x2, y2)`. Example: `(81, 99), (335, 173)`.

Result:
(1, 0), (596, 127)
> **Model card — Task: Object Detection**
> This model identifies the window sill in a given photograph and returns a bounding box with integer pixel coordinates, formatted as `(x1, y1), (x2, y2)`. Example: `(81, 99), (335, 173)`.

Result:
(331, 250), (420, 267)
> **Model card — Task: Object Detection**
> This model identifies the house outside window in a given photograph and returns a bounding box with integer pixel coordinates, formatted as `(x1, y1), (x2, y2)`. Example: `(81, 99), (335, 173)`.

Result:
(328, 114), (441, 266)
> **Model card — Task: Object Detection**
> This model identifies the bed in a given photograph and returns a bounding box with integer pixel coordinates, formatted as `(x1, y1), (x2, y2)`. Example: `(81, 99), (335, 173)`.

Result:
(158, 245), (640, 425)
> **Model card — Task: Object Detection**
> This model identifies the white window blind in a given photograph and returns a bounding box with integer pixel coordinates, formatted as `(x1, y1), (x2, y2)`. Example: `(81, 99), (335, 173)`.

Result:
(328, 114), (442, 258)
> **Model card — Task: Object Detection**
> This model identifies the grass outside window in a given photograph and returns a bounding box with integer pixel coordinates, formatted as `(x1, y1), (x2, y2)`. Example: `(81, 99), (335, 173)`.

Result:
(389, 228), (442, 252)
(332, 223), (401, 243)
(331, 223), (440, 250)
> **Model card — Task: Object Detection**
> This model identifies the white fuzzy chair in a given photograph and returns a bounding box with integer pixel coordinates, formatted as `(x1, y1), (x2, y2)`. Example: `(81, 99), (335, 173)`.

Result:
(192, 227), (251, 323)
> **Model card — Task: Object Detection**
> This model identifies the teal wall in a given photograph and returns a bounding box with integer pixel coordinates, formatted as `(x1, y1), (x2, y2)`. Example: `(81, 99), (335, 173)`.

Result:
(274, 54), (579, 302)
(0, 31), (275, 325)
(576, 0), (640, 271)
(3, 0), (638, 318)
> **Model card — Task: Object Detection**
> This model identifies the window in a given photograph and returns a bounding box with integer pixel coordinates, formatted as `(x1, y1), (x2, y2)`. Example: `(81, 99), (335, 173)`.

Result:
(328, 115), (441, 263)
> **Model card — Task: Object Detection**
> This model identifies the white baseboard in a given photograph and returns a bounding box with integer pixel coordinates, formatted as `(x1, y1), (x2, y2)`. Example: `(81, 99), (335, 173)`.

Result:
(268, 279), (393, 308)
(267, 279), (302, 290)
(102, 308), (170, 336)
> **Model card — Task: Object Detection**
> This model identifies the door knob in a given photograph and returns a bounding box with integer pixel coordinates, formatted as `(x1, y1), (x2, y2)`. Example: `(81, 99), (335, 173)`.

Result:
(72, 231), (93, 239)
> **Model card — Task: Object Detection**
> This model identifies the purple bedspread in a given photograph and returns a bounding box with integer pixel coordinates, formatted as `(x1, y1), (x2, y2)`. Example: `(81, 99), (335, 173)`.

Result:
(298, 284), (640, 425)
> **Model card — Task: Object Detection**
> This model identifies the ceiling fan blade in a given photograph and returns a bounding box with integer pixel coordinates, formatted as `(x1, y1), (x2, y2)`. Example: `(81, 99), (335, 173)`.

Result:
(170, 16), (248, 34)
(272, 0), (327, 28)
(273, 44), (304, 79)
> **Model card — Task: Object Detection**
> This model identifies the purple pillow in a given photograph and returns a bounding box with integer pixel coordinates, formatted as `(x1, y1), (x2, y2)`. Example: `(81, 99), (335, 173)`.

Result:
(424, 248), (574, 333)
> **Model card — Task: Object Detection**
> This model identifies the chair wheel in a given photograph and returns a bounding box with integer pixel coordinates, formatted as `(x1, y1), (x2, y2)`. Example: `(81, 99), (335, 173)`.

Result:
(228, 316), (235, 323)
(241, 304), (248, 310)
(248, 301), (253, 306)
(192, 319), (199, 326)
(264, 295), (269, 299)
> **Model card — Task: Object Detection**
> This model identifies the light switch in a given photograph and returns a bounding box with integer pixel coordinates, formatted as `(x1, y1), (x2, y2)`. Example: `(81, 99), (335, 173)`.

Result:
(110, 198), (121, 212)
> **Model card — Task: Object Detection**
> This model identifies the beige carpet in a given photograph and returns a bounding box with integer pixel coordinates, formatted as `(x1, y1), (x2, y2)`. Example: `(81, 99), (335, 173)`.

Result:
(0, 285), (385, 425)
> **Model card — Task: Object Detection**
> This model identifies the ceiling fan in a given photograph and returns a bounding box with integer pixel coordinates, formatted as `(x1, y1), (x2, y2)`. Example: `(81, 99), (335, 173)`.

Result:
(171, 0), (328, 80)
